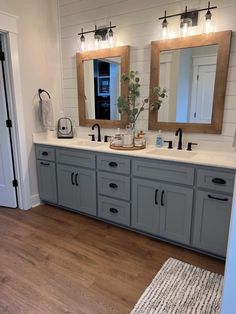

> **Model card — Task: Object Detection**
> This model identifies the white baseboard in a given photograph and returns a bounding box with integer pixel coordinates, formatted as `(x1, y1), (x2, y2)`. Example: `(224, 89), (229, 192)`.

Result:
(31, 193), (41, 208)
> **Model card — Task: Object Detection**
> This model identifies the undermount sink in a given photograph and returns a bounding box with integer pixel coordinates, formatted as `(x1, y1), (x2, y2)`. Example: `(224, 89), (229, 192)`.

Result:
(147, 148), (198, 158)
(71, 140), (107, 147)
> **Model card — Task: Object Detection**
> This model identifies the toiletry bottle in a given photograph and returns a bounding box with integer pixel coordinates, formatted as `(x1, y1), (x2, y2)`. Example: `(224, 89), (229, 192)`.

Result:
(156, 130), (163, 147)
(113, 128), (123, 147)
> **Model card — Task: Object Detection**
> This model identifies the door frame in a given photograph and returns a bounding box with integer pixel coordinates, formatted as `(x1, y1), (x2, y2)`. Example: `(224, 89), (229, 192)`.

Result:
(0, 11), (31, 210)
(189, 54), (217, 123)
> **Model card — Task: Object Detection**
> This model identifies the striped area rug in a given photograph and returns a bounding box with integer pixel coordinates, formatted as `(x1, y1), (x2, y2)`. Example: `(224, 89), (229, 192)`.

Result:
(131, 258), (223, 314)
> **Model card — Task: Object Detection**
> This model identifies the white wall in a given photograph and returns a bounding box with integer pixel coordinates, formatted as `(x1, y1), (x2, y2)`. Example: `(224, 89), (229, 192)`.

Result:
(0, 0), (63, 206)
(59, 0), (236, 148)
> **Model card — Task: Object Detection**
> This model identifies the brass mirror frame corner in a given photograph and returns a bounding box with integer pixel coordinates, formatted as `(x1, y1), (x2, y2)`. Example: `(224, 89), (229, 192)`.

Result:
(76, 45), (130, 128)
(148, 30), (232, 134)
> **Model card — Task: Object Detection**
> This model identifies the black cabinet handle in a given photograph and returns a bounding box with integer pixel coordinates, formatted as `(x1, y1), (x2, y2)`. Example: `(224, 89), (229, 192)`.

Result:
(42, 151), (48, 156)
(109, 183), (118, 189)
(40, 162), (50, 166)
(161, 190), (165, 206)
(75, 173), (79, 186)
(212, 178), (226, 185)
(155, 189), (159, 205)
(109, 162), (118, 167)
(110, 208), (118, 214)
(208, 194), (229, 202)
(71, 172), (75, 185)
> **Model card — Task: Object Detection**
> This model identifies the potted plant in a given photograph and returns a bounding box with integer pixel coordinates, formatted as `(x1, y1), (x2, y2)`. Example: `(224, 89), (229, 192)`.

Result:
(117, 70), (167, 127)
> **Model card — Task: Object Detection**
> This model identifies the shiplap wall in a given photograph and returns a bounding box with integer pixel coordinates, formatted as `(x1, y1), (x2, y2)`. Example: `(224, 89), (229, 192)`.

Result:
(59, 0), (236, 148)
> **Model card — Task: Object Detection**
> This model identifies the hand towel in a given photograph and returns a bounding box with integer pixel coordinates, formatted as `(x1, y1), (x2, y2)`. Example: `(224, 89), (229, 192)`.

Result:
(39, 98), (54, 128)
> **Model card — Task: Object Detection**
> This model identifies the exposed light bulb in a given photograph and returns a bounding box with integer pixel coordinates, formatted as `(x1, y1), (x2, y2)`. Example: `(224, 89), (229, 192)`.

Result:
(205, 5), (213, 34)
(181, 21), (188, 37)
(205, 18), (213, 34)
(180, 18), (192, 37)
(80, 35), (85, 52)
(79, 28), (86, 52)
(94, 34), (100, 49)
(162, 19), (168, 40)
(108, 28), (114, 47)
(161, 11), (168, 40)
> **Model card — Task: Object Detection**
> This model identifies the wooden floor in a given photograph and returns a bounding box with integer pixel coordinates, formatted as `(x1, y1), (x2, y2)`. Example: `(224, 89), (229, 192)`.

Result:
(0, 205), (224, 314)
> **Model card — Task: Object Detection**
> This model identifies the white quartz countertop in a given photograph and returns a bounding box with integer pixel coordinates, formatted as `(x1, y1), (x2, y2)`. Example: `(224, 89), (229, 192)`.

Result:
(33, 136), (236, 170)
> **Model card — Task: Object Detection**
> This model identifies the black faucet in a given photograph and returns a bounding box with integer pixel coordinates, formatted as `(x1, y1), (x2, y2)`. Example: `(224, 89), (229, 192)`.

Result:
(92, 123), (101, 142)
(175, 128), (183, 150)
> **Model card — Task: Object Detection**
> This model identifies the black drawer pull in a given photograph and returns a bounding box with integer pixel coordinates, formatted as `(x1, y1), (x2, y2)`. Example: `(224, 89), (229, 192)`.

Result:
(40, 162), (50, 166)
(208, 194), (229, 202)
(110, 208), (118, 214)
(109, 162), (118, 167)
(71, 172), (75, 185)
(75, 173), (79, 186)
(161, 190), (165, 206)
(212, 178), (226, 185)
(155, 189), (159, 205)
(109, 183), (118, 189)
(42, 151), (48, 156)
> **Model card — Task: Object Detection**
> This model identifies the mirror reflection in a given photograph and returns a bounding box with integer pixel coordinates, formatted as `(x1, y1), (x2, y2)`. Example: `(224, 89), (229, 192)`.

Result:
(84, 57), (121, 120)
(158, 44), (218, 124)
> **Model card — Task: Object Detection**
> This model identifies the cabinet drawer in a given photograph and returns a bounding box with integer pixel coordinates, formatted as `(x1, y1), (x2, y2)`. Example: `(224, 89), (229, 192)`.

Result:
(98, 196), (130, 226)
(192, 190), (232, 257)
(132, 159), (194, 185)
(197, 169), (235, 194)
(56, 148), (95, 169)
(98, 172), (130, 200)
(36, 145), (55, 161)
(97, 154), (130, 174)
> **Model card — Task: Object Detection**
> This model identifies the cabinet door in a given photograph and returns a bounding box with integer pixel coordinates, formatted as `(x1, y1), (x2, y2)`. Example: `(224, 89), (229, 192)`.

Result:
(57, 164), (96, 215)
(160, 184), (193, 245)
(192, 191), (232, 257)
(132, 178), (160, 234)
(57, 164), (77, 209)
(75, 168), (96, 216)
(37, 160), (57, 203)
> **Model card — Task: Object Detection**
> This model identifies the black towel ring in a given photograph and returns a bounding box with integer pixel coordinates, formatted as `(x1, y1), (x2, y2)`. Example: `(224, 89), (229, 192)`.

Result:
(38, 88), (51, 100)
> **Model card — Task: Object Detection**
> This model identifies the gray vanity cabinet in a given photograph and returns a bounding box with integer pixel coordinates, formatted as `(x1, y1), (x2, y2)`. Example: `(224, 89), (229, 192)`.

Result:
(97, 154), (131, 226)
(132, 178), (160, 234)
(159, 183), (193, 245)
(36, 160), (57, 204)
(132, 159), (194, 245)
(57, 164), (77, 210)
(35, 144), (235, 259)
(192, 191), (232, 257)
(132, 178), (193, 244)
(57, 163), (96, 215)
(36, 146), (57, 204)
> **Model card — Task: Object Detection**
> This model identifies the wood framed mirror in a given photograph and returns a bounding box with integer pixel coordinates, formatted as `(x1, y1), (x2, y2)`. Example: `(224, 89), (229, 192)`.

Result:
(149, 31), (232, 133)
(76, 46), (130, 128)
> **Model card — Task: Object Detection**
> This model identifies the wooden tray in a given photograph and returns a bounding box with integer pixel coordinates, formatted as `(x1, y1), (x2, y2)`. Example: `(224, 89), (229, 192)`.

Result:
(110, 144), (146, 151)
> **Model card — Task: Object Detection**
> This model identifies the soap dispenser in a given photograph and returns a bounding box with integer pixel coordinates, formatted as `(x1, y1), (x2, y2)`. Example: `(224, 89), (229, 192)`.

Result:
(156, 130), (163, 148)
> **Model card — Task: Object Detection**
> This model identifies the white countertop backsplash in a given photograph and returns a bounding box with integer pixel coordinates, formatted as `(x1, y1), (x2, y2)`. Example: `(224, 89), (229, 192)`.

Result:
(33, 131), (236, 170)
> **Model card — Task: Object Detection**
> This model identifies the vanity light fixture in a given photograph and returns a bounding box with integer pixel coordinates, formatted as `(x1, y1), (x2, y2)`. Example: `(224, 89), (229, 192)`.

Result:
(108, 22), (114, 47)
(78, 22), (116, 51)
(180, 7), (192, 37)
(159, 1), (217, 39)
(79, 28), (86, 52)
(205, 1), (214, 34)
(161, 11), (168, 40)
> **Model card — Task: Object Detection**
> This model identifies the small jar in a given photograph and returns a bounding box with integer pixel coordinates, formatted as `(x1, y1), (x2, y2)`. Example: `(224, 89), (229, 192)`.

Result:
(123, 134), (134, 147)
(134, 137), (143, 147)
